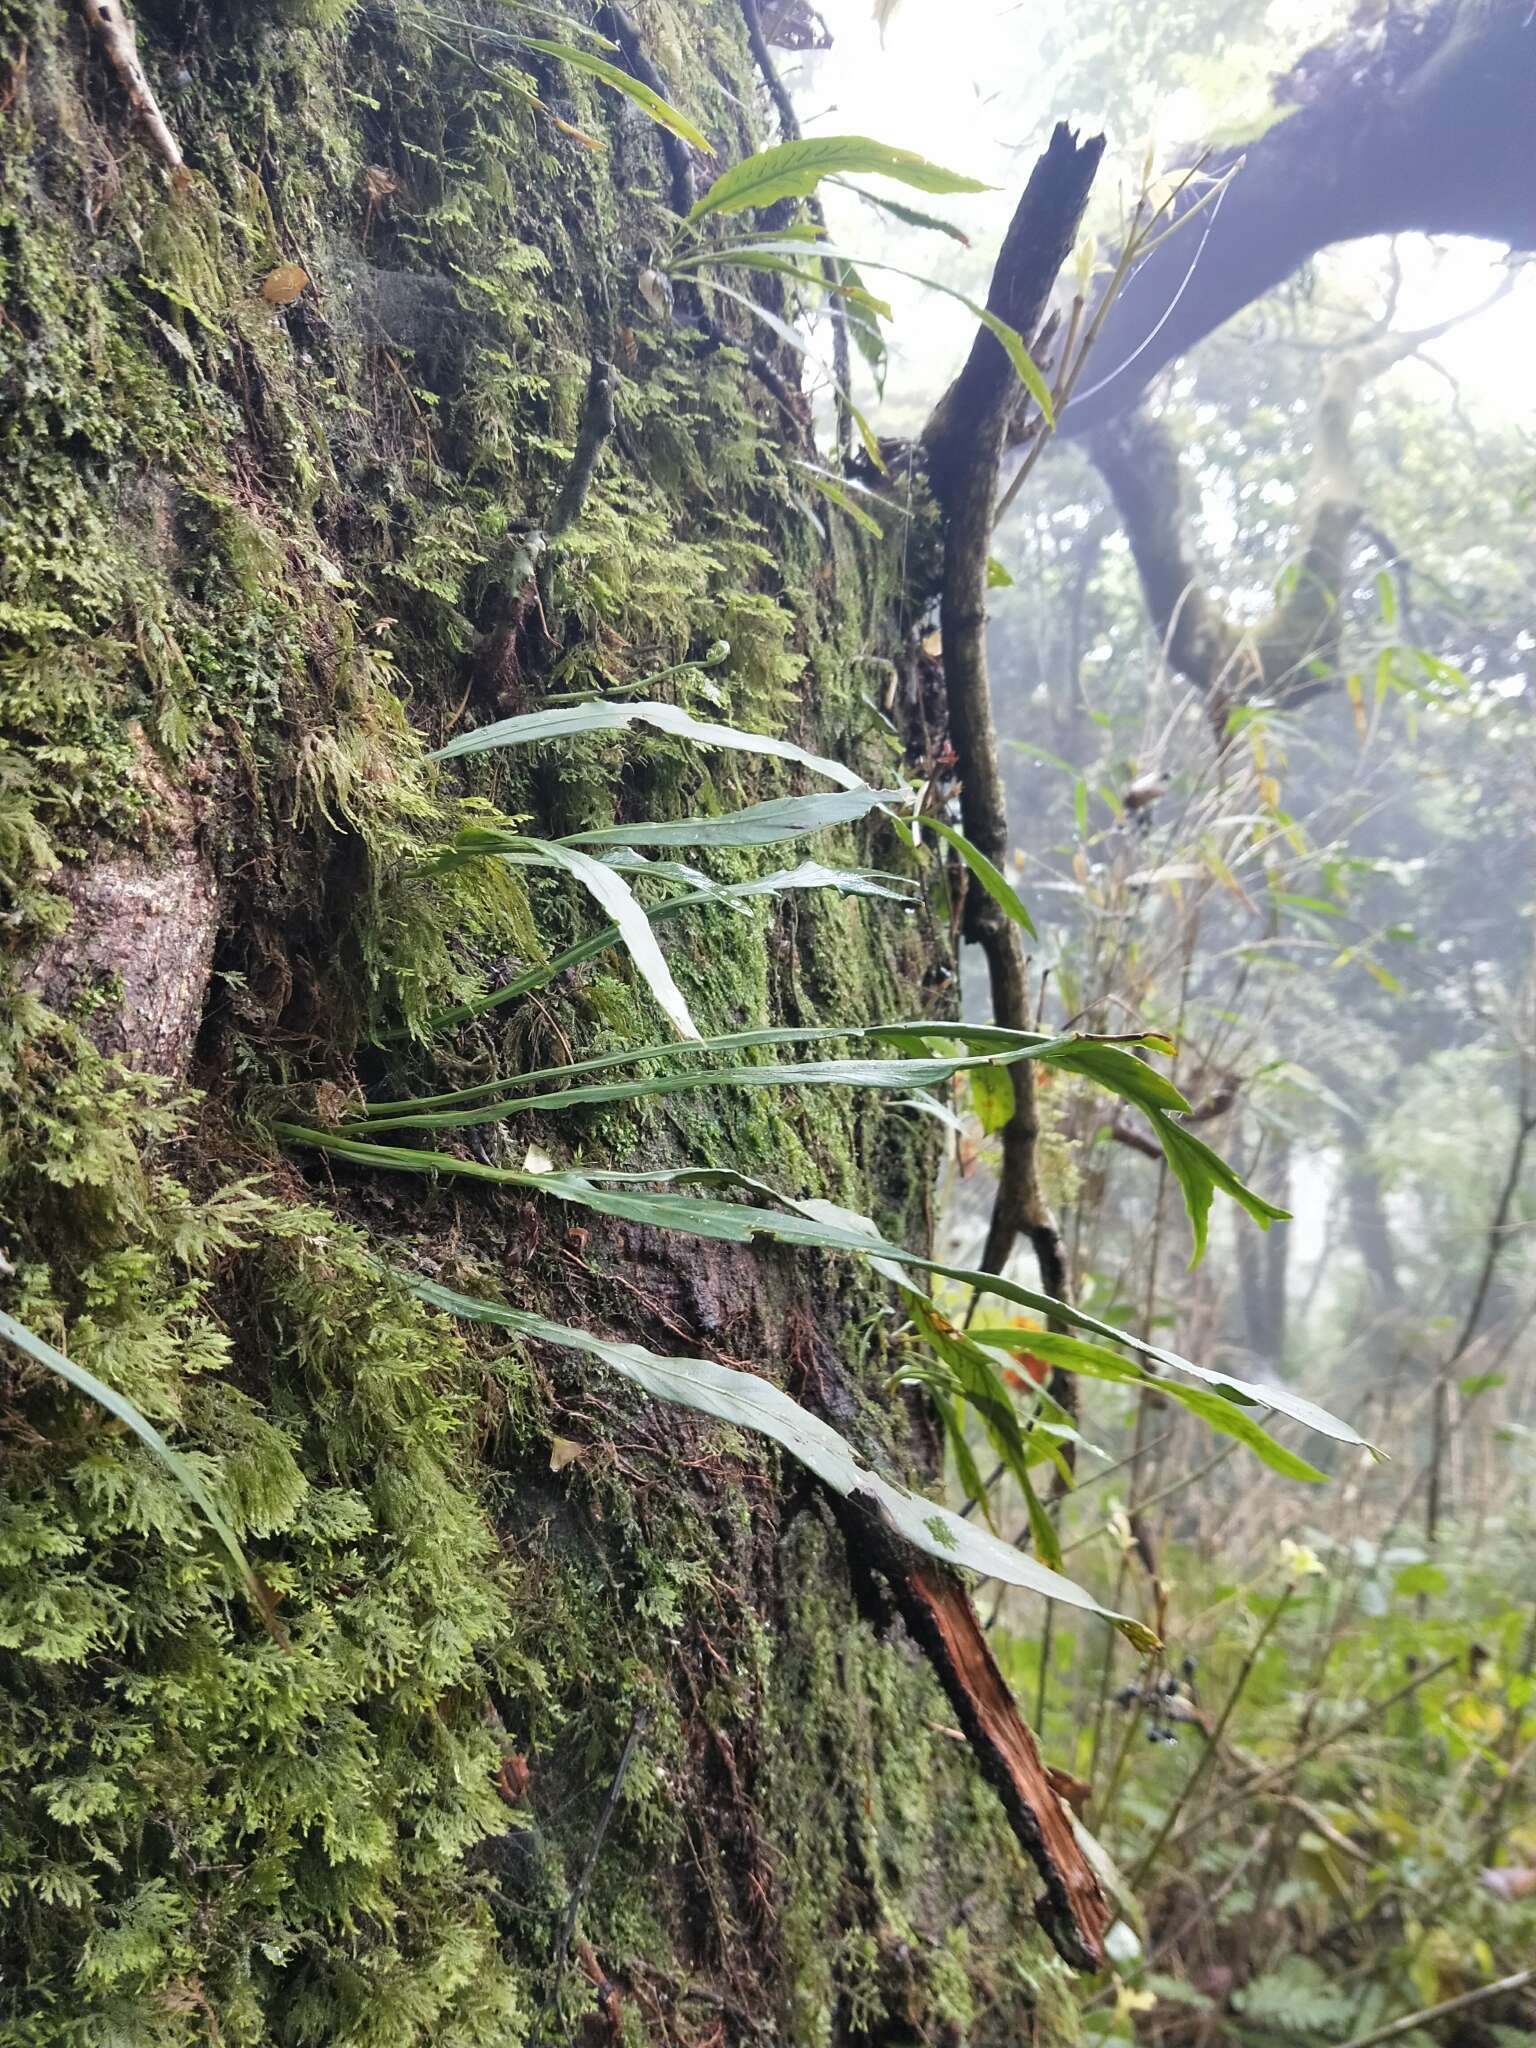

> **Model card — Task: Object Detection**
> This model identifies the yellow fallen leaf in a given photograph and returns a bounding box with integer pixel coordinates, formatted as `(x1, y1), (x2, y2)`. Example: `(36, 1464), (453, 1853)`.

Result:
(262, 264), (310, 306)
(549, 1436), (585, 1473)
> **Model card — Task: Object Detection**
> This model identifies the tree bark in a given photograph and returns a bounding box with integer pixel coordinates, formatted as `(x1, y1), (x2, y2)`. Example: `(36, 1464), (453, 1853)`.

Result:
(1238, 1139), (1291, 1363)
(1345, 1159), (1405, 1312)
(0, 5), (1110, 2039)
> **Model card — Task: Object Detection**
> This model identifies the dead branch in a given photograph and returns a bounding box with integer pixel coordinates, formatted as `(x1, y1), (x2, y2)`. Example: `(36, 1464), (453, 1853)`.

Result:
(537, 1707), (652, 2044)
(1338, 1966), (1536, 2048)
(549, 355), (617, 538)
(921, 123), (1103, 1369)
(838, 1493), (1109, 1970)
(78, 0), (184, 173)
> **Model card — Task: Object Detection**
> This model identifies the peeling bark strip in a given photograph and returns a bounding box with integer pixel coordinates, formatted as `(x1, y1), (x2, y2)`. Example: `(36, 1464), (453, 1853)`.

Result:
(78, 0), (184, 172)
(841, 1495), (1110, 1971)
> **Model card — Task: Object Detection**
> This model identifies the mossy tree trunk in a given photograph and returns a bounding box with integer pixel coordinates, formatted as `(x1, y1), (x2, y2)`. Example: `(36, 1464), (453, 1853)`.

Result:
(0, 4), (1085, 2043)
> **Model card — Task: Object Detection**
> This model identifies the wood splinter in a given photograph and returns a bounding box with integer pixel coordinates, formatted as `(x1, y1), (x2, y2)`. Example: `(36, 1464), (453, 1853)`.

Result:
(840, 1493), (1111, 1972)
(78, 0), (185, 174)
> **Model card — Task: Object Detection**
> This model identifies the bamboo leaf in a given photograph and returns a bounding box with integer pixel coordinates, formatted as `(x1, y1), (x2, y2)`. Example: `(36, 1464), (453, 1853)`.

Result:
(442, 991), (1272, 1267)
(688, 135), (988, 222)
(276, 1131), (1365, 1455)
(833, 179), (972, 244)
(1016, 1459), (1064, 1571)
(342, 1049), (1024, 1136)
(487, 3), (620, 48)
(690, 276), (886, 469)
(909, 1295), (1040, 1511)
(906, 815), (1037, 939)
(933, 1390), (995, 1528)
(798, 469), (885, 537)
(561, 786), (902, 849)
(1152, 1115), (1290, 1265)
(359, 1021), (875, 1116)
(888, 1016), (1286, 1257)
(969, 1061), (1015, 1134)
(699, 246), (893, 318)
(683, 240), (1052, 419)
(597, 848), (713, 888)
(403, 1278), (1125, 1620)
(0, 1308), (282, 1637)
(964, 1328), (1327, 1483)
(352, 1021), (1150, 1121)
(430, 697), (864, 789)
(518, 36), (711, 151)
(526, 836), (700, 1040)
(410, 861), (919, 1038)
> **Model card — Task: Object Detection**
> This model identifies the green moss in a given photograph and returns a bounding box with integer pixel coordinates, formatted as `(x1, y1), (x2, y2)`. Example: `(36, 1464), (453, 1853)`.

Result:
(0, 2), (1072, 2041)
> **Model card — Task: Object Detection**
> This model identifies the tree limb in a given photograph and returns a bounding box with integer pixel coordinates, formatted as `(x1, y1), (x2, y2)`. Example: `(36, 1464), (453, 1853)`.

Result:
(922, 122), (1104, 1311)
(1087, 289), (1513, 711)
(602, 3), (694, 215)
(1059, 0), (1536, 437)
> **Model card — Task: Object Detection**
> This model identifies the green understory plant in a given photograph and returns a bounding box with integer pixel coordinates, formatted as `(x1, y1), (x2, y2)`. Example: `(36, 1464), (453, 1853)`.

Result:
(270, 696), (1361, 1646)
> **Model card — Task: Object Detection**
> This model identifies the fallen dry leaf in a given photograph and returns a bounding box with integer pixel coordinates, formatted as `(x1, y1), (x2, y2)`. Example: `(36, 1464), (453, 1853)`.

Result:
(261, 264), (310, 306)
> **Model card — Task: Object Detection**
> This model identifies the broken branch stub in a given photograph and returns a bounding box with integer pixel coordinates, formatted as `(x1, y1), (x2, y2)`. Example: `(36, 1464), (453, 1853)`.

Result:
(838, 1494), (1111, 1971)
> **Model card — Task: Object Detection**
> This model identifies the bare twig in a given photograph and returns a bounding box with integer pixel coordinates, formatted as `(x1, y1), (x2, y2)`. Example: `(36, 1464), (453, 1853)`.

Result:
(1337, 1966), (1536, 2048)
(1131, 1585), (1293, 1887)
(1426, 1064), (1535, 1550)
(539, 1706), (652, 2042)
(1163, 1651), (1460, 1857)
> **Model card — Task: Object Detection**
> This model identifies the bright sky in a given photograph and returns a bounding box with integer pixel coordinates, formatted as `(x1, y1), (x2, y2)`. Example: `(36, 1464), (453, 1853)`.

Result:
(783, 0), (1534, 430)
